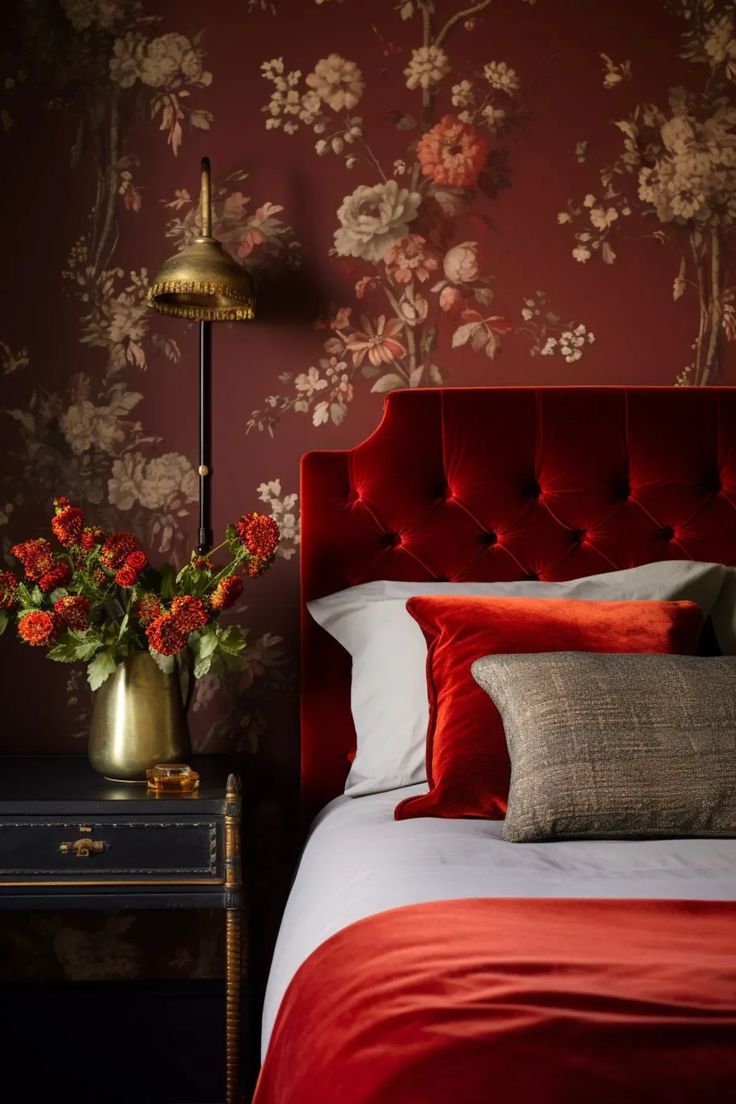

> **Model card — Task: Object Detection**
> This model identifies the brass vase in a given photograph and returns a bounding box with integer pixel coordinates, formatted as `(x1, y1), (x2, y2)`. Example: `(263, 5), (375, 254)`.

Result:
(88, 651), (191, 782)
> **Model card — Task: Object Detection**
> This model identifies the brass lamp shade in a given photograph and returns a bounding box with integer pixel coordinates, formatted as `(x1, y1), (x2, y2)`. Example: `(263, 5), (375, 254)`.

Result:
(147, 157), (255, 322)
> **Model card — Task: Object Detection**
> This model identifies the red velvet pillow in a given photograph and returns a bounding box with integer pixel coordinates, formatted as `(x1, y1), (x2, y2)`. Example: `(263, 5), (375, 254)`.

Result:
(394, 596), (704, 821)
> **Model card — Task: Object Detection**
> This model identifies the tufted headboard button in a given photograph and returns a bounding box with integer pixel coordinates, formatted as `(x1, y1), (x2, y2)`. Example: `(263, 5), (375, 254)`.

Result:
(479, 531), (497, 546)
(659, 525), (675, 541)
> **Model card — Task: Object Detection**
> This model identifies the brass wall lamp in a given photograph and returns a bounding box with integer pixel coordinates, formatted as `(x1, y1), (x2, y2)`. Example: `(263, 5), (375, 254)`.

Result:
(147, 156), (255, 552)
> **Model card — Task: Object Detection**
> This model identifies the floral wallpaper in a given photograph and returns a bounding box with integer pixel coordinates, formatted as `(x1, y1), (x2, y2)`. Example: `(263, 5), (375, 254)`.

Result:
(0, 0), (734, 983)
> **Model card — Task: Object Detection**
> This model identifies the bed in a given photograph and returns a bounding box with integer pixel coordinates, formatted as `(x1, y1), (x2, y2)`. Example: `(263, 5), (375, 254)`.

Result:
(254, 387), (736, 1103)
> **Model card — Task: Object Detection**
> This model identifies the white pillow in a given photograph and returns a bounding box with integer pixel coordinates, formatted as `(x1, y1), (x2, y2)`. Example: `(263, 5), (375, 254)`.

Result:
(307, 561), (731, 797)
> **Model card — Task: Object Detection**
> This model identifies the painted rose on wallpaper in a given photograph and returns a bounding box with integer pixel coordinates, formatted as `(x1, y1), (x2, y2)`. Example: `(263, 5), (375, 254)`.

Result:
(248, 0), (594, 432)
(561, 0), (736, 386)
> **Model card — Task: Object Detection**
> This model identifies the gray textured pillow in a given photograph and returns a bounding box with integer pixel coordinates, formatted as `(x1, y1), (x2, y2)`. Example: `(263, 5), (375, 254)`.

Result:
(471, 653), (736, 843)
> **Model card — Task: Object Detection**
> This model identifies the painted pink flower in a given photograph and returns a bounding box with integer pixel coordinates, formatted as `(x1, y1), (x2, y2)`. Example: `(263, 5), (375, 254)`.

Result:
(417, 114), (489, 188)
(439, 285), (463, 312)
(384, 234), (438, 285)
(443, 241), (479, 283)
(345, 315), (407, 368)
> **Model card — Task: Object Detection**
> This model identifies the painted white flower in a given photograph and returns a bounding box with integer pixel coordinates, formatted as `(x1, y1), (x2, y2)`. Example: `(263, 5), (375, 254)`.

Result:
(557, 211), (571, 224)
(334, 180), (421, 262)
(306, 54), (364, 112)
(62, 0), (122, 32)
(60, 390), (142, 456)
(583, 193), (596, 208)
(404, 46), (449, 91)
(294, 366), (328, 397)
(590, 205), (619, 230)
(108, 451), (197, 513)
(451, 80), (474, 109)
(572, 244), (592, 263)
(139, 33), (210, 89)
(481, 104), (507, 132)
(704, 13), (736, 66)
(443, 241), (479, 283)
(483, 60), (520, 95)
(257, 479), (300, 558)
(109, 34), (145, 88)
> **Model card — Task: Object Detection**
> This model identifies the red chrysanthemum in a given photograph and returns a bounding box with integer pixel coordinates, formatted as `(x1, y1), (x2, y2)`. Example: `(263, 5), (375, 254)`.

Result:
(11, 538), (55, 581)
(92, 568), (107, 586)
(100, 532), (138, 569)
(417, 114), (490, 188)
(81, 527), (105, 551)
(210, 575), (243, 611)
(171, 595), (209, 634)
(126, 550), (148, 573)
(54, 594), (90, 631)
(38, 561), (72, 593)
(115, 564), (139, 588)
(0, 570), (19, 610)
(18, 610), (60, 647)
(146, 613), (188, 656)
(193, 556), (214, 571)
(234, 513), (280, 569)
(137, 593), (163, 626)
(51, 502), (84, 548)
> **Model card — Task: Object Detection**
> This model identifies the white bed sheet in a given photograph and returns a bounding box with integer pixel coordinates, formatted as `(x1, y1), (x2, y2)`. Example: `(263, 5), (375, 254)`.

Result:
(262, 785), (736, 1056)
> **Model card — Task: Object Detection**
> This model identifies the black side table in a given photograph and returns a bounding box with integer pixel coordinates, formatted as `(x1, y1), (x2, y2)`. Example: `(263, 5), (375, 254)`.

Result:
(0, 755), (244, 1104)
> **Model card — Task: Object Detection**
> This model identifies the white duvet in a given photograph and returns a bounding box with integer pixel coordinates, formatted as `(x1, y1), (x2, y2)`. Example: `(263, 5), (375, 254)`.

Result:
(261, 784), (736, 1057)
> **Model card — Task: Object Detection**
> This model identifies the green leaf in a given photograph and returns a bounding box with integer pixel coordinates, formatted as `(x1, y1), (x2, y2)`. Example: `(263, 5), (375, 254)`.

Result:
(216, 625), (247, 655)
(0, 610), (7, 637)
(87, 649), (118, 691)
(149, 648), (175, 676)
(49, 588), (69, 604)
(48, 629), (100, 664)
(158, 563), (177, 601)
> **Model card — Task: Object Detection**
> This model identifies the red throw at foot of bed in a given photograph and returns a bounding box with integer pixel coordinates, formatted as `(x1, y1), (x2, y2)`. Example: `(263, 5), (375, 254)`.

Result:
(255, 897), (736, 1103)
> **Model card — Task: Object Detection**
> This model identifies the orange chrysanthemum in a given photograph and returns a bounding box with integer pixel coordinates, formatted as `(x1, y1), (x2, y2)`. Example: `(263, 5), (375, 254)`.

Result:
(51, 501), (84, 547)
(417, 114), (490, 188)
(0, 570), (19, 610)
(210, 575), (243, 611)
(234, 513), (280, 570)
(18, 610), (60, 647)
(54, 595), (90, 630)
(81, 527), (105, 551)
(100, 532), (138, 569)
(11, 538), (55, 581)
(146, 613), (188, 657)
(171, 595), (209, 634)
(137, 593), (162, 626)
(38, 561), (72, 593)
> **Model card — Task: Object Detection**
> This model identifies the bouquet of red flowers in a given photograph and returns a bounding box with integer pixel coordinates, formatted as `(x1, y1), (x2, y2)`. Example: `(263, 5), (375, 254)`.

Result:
(0, 497), (280, 690)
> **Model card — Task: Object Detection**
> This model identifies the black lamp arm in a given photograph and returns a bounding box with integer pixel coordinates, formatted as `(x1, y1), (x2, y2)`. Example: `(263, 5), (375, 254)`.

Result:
(197, 320), (213, 555)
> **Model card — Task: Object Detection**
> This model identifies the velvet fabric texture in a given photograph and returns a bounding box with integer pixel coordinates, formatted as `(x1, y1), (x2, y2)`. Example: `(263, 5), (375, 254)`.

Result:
(254, 898), (736, 1104)
(395, 596), (704, 821)
(301, 386), (736, 819)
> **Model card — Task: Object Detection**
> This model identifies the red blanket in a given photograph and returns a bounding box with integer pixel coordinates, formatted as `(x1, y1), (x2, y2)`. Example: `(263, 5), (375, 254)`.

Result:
(255, 898), (736, 1104)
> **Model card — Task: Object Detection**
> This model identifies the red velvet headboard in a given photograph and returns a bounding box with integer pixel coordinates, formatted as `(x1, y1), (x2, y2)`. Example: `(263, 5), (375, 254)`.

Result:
(300, 386), (736, 818)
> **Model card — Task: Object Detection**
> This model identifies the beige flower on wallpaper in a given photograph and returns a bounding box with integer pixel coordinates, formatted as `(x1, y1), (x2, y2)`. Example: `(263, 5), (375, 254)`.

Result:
(109, 33), (146, 88)
(257, 480), (300, 559)
(704, 12), (736, 69)
(108, 450), (197, 513)
(404, 46), (449, 91)
(306, 54), (364, 111)
(62, 0), (123, 33)
(483, 60), (520, 95)
(443, 241), (480, 283)
(60, 388), (143, 457)
(109, 31), (212, 91)
(334, 180), (421, 262)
